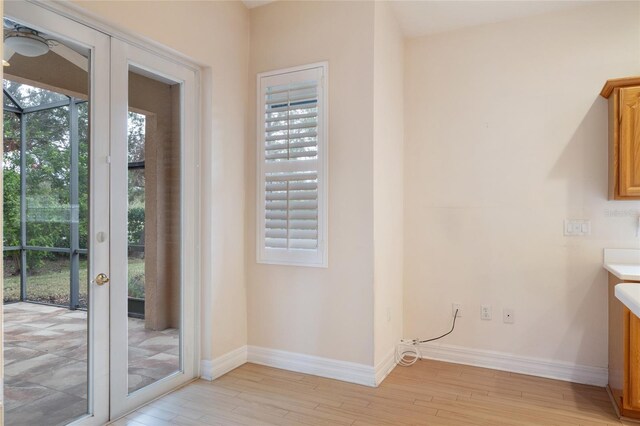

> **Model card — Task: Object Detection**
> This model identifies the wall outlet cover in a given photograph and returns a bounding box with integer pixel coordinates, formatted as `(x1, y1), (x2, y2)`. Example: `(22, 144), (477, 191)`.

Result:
(481, 305), (492, 320)
(503, 308), (514, 324)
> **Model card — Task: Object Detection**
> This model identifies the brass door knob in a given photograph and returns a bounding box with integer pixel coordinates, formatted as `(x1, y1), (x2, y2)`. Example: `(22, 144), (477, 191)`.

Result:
(94, 273), (110, 286)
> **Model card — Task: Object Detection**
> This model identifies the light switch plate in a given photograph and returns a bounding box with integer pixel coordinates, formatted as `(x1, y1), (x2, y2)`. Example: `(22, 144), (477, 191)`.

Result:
(564, 219), (591, 236)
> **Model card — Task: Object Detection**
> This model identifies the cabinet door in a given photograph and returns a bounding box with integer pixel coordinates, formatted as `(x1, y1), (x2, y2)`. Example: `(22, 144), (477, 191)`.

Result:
(627, 309), (640, 411)
(619, 87), (640, 197)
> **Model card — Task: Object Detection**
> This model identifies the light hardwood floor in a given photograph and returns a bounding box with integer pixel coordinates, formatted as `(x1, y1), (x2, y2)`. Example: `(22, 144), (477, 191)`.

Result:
(113, 360), (634, 426)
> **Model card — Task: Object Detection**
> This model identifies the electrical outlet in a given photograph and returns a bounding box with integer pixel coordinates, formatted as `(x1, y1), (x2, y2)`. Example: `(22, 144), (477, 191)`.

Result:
(452, 303), (462, 318)
(481, 305), (492, 320)
(503, 308), (514, 324)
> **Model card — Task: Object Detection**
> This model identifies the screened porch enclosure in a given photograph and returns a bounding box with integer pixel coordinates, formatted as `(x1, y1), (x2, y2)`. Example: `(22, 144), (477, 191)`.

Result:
(3, 80), (89, 309)
(3, 79), (147, 311)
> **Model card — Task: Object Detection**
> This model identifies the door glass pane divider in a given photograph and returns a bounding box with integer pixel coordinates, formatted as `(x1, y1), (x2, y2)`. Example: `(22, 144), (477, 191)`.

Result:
(3, 246), (86, 254)
(22, 98), (88, 114)
(3, 88), (23, 111)
(19, 111), (27, 302)
(4, 106), (22, 114)
(70, 96), (80, 309)
(23, 246), (72, 253)
(19, 299), (85, 311)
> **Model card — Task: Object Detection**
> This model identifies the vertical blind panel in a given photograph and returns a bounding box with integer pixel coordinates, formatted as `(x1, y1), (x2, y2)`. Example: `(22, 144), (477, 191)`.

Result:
(265, 170), (319, 250)
(265, 79), (318, 162)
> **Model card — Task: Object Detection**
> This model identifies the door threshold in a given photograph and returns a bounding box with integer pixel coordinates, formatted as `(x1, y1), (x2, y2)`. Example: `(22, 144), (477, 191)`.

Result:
(107, 377), (200, 425)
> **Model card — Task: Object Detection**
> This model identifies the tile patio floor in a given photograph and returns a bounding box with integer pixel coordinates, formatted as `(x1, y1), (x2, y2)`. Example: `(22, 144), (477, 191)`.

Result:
(4, 302), (179, 426)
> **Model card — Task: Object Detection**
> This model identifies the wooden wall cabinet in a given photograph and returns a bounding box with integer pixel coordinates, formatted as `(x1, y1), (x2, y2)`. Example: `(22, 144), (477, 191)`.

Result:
(608, 273), (640, 419)
(601, 77), (640, 200)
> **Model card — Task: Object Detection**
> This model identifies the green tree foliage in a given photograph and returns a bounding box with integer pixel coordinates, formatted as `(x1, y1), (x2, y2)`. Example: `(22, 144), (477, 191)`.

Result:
(3, 81), (88, 268)
(128, 111), (145, 163)
(3, 82), (147, 300)
(127, 112), (146, 246)
(3, 112), (20, 248)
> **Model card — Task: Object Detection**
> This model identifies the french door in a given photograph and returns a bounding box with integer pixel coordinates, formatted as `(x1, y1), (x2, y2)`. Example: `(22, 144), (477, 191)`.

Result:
(109, 38), (199, 419)
(3, 3), (199, 425)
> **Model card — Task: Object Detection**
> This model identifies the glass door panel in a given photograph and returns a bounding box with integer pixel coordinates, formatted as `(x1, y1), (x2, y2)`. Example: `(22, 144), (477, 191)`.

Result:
(110, 38), (197, 419)
(3, 2), (111, 425)
(3, 4), (198, 424)
(125, 76), (181, 393)
(3, 32), (88, 426)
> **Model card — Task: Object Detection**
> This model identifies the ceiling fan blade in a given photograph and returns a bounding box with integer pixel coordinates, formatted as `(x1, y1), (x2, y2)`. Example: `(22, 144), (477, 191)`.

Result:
(4, 47), (15, 62)
(50, 43), (88, 72)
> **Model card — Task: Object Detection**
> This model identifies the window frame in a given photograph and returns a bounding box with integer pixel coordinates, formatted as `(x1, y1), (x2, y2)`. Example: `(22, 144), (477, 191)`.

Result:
(256, 62), (329, 268)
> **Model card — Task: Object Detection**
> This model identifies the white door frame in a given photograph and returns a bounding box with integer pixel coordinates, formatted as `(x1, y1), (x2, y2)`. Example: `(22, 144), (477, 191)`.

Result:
(109, 38), (200, 419)
(3, 2), (111, 424)
(3, 1), (202, 423)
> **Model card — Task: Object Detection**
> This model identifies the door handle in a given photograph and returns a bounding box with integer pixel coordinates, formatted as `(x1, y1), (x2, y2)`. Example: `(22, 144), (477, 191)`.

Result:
(94, 273), (110, 286)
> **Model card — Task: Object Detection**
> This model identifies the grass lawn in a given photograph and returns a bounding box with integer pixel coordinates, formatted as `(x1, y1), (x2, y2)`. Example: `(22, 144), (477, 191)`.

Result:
(4, 256), (145, 307)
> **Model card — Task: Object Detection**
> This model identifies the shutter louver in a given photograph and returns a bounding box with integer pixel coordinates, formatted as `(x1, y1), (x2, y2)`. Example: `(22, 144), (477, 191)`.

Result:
(265, 171), (319, 250)
(264, 81), (318, 163)
(258, 63), (327, 267)
(264, 79), (319, 251)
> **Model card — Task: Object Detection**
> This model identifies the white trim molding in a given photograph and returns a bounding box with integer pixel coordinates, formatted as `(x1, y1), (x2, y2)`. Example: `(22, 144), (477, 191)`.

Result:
(374, 349), (397, 386)
(200, 342), (605, 389)
(201, 345), (396, 387)
(256, 62), (329, 268)
(418, 342), (607, 387)
(200, 346), (248, 381)
(247, 346), (379, 387)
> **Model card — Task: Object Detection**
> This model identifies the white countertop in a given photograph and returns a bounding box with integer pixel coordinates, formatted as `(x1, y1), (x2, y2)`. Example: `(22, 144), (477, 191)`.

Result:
(605, 264), (640, 281)
(616, 283), (640, 318)
(604, 249), (640, 281)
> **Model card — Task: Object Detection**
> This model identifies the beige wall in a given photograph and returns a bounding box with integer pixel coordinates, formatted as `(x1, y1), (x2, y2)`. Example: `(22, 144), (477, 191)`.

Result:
(372, 1), (404, 366)
(247, 1), (376, 365)
(404, 2), (640, 369)
(127, 72), (181, 331)
(13, 0), (637, 384)
(73, 0), (250, 360)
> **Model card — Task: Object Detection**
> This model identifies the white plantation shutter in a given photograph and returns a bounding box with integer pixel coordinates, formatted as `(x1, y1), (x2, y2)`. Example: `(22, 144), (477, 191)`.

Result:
(257, 63), (328, 267)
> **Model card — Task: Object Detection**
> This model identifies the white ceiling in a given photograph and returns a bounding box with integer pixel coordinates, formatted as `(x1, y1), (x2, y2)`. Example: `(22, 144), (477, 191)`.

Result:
(389, 1), (594, 38)
(241, 0), (274, 9)
(241, 0), (594, 38)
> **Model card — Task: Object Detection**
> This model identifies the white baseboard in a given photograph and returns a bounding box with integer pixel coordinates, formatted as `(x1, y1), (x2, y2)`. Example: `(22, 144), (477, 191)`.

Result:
(418, 342), (607, 387)
(374, 348), (397, 385)
(247, 345), (379, 387)
(200, 345), (248, 381)
(200, 345), (396, 387)
(199, 342), (604, 390)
